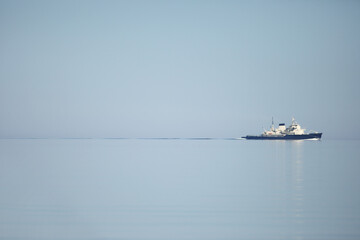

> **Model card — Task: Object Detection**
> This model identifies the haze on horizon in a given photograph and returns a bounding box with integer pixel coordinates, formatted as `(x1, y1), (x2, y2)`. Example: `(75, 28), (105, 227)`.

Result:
(1, 0), (359, 139)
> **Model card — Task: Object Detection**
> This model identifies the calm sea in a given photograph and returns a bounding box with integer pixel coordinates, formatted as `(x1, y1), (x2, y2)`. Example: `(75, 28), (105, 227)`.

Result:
(0, 139), (359, 240)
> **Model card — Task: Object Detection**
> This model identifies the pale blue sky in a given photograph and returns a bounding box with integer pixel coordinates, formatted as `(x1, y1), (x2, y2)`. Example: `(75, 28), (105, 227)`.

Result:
(1, 0), (359, 139)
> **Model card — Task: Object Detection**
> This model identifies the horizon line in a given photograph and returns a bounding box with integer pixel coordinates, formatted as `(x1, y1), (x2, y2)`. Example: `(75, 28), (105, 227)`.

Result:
(0, 137), (243, 140)
(0, 137), (358, 140)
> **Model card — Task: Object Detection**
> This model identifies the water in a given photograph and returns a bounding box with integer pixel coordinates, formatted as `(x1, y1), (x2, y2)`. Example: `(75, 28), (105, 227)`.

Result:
(0, 139), (359, 240)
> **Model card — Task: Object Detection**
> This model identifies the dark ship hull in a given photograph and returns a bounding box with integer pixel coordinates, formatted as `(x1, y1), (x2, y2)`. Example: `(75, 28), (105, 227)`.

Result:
(243, 133), (322, 140)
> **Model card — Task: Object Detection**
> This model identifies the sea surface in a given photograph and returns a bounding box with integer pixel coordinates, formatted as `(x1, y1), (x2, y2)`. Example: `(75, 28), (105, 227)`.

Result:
(0, 139), (359, 240)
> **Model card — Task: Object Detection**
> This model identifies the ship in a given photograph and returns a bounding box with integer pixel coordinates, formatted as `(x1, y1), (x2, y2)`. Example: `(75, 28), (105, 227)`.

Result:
(243, 118), (322, 140)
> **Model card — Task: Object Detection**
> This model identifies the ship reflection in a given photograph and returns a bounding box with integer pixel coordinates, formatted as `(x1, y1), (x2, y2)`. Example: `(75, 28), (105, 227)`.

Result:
(292, 141), (304, 240)
(277, 140), (304, 240)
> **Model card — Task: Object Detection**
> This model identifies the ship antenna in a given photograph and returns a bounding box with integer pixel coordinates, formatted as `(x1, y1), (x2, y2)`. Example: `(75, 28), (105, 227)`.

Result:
(271, 117), (274, 131)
